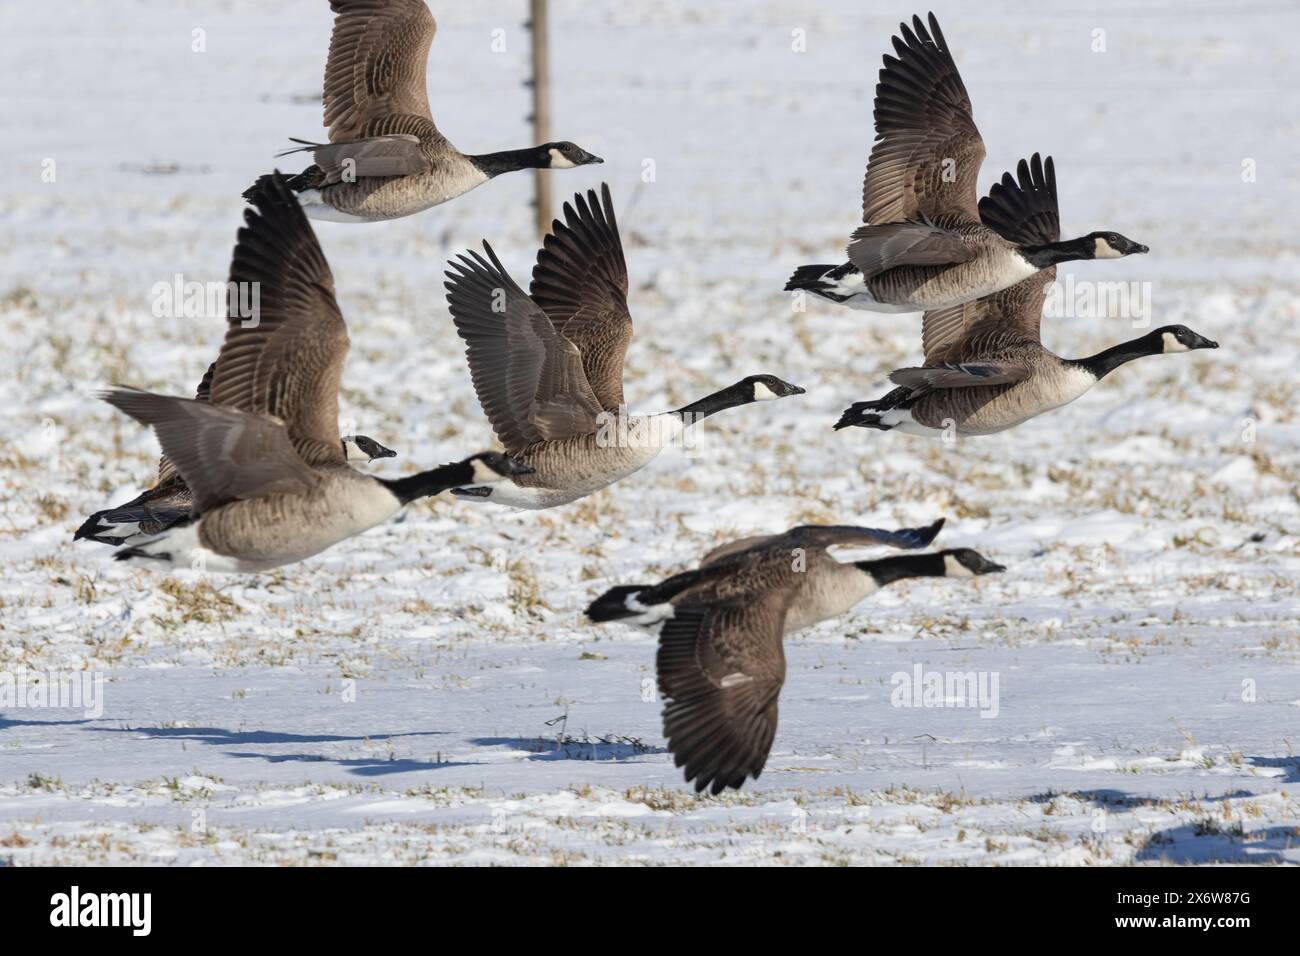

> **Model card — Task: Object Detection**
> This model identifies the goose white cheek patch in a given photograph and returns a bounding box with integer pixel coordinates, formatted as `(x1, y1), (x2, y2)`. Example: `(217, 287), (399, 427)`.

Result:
(752, 381), (780, 401)
(548, 149), (576, 169)
(943, 554), (976, 578)
(1160, 332), (1190, 353)
(1092, 237), (1123, 259)
(470, 460), (505, 484)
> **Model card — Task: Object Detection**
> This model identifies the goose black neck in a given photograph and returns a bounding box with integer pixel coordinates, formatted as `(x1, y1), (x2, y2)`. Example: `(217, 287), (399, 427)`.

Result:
(673, 382), (754, 422)
(378, 461), (473, 506)
(467, 147), (545, 178)
(1066, 334), (1161, 381)
(856, 553), (946, 586)
(1018, 236), (1092, 269)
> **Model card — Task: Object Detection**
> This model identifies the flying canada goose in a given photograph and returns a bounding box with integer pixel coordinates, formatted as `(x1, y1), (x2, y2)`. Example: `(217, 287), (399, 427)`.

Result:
(835, 155), (1219, 437)
(587, 519), (1004, 794)
(100, 174), (530, 572)
(75, 364), (397, 547)
(784, 12), (1147, 312)
(243, 0), (602, 223)
(443, 183), (805, 509)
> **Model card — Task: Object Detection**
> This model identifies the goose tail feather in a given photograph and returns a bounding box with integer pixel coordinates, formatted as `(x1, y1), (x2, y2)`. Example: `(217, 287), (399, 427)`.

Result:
(586, 585), (653, 622)
(784, 263), (838, 294)
(835, 402), (893, 431)
(242, 167), (322, 203)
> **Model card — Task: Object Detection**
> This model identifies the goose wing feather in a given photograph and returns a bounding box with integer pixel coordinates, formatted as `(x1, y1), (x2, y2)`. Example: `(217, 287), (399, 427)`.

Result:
(699, 535), (779, 568)
(701, 520), (946, 567)
(445, 242), (604, 456)
(529, 184), (631, 411)
(100, 389), (319, 515)
(281, 133), (432, 183)
(209, 174), (350, 468)
(779, 520), (947, 552)
(322, 0), (440, 145)
(156, 361), (216, 485)
(846, 217), (974, 279)
(657, 595), (790, 795)
(861, 13), (985, 224)
(889, 362), (1029, 390)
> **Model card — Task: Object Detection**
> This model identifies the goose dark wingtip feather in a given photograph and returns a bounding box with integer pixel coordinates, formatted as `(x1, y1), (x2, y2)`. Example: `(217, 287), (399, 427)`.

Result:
(978, 152), (1061, 247)
(914, 516), (946, 547)
(925, 10), (946, 46)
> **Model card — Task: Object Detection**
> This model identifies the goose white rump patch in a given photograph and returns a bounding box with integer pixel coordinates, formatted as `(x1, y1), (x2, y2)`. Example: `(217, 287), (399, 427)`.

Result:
(118, 524), (246, 572)
(814, 269), (917, 314)
(297, 190), (370, 223)
(880, 408), (948, 438)
(627, 596), (675, 629)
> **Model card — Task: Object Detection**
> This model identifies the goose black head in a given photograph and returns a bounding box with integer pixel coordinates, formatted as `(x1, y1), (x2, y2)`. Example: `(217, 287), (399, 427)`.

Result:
(743, 374), (806, 402)
(342, 435), (397, 463)
(467, 451), (535, 484)
(1085, 231), (1149, 259)
(940, 548), (1006, 578)
(1150, 325), (1219, 353)
(541, 142), (604, 169)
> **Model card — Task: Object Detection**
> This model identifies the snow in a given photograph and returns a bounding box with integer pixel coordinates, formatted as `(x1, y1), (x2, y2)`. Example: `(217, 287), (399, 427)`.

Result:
(1, 0), (1298, 865)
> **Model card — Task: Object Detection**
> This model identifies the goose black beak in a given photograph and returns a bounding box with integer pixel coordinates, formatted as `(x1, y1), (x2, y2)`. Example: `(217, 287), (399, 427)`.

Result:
(789, 385), (807, 396)
(958, 552), (1007, 575)
(1132, 244), (1149, 254)
(582, 153), (604, 166)
(370, 445), (398, 462)
(1192, 334), (1219, 350)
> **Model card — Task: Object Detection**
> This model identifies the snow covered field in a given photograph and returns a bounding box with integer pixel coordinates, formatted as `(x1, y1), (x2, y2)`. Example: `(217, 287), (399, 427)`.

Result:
(1, 0), (1297, 865)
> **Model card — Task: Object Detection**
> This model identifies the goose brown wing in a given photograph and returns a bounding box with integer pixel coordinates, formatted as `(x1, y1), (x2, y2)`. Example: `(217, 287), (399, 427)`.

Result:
(445, 243), (604, 456)
(157, 361), (216, 485)
(322, 0), (440, 144)
(699, 535), (778, 568)
(209, 174), (350, 468)
(846, 218), (974, 279)
(282, 133), (434, 182)
(657, 594), (790, 795)
(703, 520), (945, 568)
(861, 13), (985, 224)
(529, 184), (631, 411)
(779, 520), (946, 552)
(101, 389), (319, 515)
(889, 362), (1029, 390)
